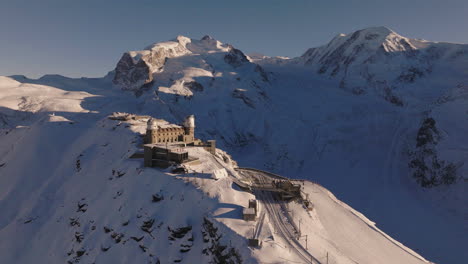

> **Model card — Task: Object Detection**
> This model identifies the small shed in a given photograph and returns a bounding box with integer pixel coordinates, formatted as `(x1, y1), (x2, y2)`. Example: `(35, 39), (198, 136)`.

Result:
(248, 238), (260, 247)
(248, 199), (257, 213)
(243, 208), (256, 221)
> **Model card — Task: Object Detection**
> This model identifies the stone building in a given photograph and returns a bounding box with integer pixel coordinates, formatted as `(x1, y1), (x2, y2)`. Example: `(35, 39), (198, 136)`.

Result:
(143, 114), (216, 168)
(144, 144), (189, 167)
(243, 199), (258, 221)
(145, 115), (195, 145)
(248, 199), (258, 213)
(242, 208), (256, 221)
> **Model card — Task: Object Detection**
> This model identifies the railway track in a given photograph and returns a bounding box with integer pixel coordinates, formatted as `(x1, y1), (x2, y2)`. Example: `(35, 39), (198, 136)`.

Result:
(238, 169), (320, 264)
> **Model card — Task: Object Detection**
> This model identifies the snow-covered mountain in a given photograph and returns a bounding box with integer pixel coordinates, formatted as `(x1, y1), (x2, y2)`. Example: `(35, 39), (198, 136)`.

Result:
(113, 35), (268, 96)
(0, 81), (431, 263)
(299, 27), (467, 99)
(1, 26), (467, 264)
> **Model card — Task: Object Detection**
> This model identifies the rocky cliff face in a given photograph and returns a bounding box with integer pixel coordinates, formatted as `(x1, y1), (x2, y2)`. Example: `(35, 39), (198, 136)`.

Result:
(113, 53), (153, 91)
(113, 36), (191, 91)
(224, 46), (250, 67)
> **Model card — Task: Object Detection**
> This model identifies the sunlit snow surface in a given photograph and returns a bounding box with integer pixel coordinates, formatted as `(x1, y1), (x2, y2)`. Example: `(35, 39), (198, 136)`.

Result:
(0, 27), (467, 263)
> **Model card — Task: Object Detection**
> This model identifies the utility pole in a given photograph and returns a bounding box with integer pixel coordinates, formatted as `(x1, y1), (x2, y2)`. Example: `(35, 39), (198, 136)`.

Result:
(298, 235), (308, 250)
(327, 252), (329, 264)
(298, 219), (302, 237)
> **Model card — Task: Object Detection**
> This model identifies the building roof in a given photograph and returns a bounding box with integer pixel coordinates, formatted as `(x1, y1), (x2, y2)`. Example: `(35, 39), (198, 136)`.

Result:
(157, 123), (182, 129)
(147, 118), (182, 130)
(144, 144), (188, 153)
(243, 208), (256, 215)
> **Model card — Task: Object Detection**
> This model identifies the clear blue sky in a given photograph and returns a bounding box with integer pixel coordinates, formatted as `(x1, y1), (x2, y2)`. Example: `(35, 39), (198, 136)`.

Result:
(1, 0), (467, 78)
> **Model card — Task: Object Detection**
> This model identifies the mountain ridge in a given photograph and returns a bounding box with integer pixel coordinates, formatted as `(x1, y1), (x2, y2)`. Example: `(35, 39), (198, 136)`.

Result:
(2, 26), (467, 264)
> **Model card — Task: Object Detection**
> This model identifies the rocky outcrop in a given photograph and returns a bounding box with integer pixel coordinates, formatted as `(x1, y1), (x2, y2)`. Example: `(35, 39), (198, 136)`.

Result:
(232, 89), (255, 108)
(184, 81), (204, 92)
(254, 65), (269, 82)
(409, 117), (458, 187)
(113, 53), (153, 91)
(224, 46), (249, 67)
(113, 37), (191, 91)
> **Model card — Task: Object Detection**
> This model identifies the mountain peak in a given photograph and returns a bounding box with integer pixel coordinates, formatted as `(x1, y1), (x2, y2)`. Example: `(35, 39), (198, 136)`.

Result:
(201, 35), (215, 41)
(359, 26), (395, 36)
(327, 26), (402, 48)
(301, 26), (416, 66)
(343, 26), (404, 47)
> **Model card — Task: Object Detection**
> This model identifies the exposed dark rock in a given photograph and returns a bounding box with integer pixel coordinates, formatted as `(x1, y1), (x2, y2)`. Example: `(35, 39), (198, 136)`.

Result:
(23, 217), (37, 224)
(398, 67), (424, 83)
(141, 219), (155, 235)
(254, 65), (269, 82)
(232, 89), (255, 108)
(152, 193), (164, 203)
(77, 201), (88, 213)
(68, 248), (86, 264)
(184, 81), (204, 92)
(115, 170), (126, 178)
(76, 249), (86, 257)
(416, 118), (439, 147)
(201, 218), (242, 264)
(168, 226), (192, 240)
(131, 236), (144, 242)
(111, 232), (125, 243)
(383, 87), (404, 106)
(113, 53), (153, 91)
(201, 35), (214, 41)
(100, 245), (111, 252)
(113, 39), (190, 91)
(75, 232), (84, 243)
(75, 154), (82, 172)
(139, 244), (147, 252)
(69, 218), (80, 227)
(224, 47), (249, 67)
(409, 117), (458, 187)
(180, 244), (192, 253)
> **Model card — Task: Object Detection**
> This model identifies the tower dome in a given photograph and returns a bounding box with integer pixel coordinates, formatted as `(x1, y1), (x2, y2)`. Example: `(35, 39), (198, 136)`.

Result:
(184, 115), (195, 128)
(147, 118), (158, 130)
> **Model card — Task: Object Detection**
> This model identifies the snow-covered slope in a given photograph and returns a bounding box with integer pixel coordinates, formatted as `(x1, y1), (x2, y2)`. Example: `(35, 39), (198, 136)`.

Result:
(0, 77), (433, 263)
(1, 26), (467, 264)
(298, 27), (468, 99)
